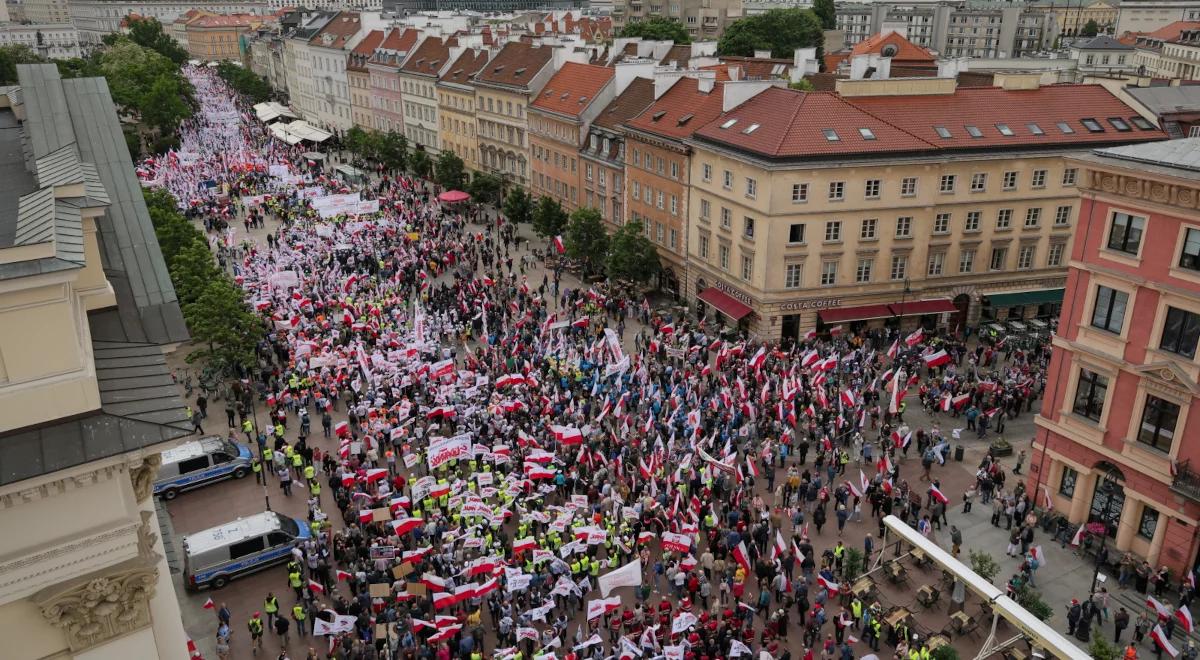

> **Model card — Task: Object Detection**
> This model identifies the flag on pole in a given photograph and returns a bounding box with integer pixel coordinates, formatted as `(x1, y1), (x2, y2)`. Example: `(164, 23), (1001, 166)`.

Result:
(1177, 605), (1194, 633)
(928, 484), (949, 504)
(732, 541), (752, 575)
(308, 579), (325, 594)
(1148, 595), (1172, 619)
(923, 349), (951, 368)
(553, 235), (565, 254)
(202, 597), (215, 610)
(1152, 624), (1179, 657)
(1030, 545), (1047, 567)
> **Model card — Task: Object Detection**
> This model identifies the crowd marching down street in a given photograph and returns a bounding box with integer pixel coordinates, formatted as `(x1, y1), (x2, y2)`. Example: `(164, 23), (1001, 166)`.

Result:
(144, 65), (1067, 660)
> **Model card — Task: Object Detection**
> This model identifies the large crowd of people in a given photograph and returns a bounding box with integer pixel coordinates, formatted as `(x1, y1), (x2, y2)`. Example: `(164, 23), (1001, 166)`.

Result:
(145, 66), (1089, 660)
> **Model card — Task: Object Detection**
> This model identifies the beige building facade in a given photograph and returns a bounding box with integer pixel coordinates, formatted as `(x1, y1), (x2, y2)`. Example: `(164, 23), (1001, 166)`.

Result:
(0, 64), (193, 660)
(681, 78), (1166, 341)
(438, 47), (491, 173)
(472, 41), (557, 188)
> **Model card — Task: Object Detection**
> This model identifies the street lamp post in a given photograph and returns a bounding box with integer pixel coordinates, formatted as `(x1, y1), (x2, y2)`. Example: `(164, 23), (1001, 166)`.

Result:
(243, 377), (272, 513)
(1089, 468), (1122, 594)
(894, 276), (912, 334)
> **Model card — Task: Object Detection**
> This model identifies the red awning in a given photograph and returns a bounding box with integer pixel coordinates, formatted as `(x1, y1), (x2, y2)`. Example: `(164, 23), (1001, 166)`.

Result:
(818, 304), (895, 324)
(889, 299), (958, 317)
(438, 190), (470, 203)
(697, 287), (754, 321)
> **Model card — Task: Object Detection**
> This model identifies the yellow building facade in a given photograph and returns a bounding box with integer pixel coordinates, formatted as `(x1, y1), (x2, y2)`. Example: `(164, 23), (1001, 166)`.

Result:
(682, 78), (1166, 341)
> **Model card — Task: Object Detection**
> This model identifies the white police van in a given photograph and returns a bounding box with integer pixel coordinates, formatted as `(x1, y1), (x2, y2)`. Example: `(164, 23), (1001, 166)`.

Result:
(154, 436), (254, 500)
(183, 511), (311, 590)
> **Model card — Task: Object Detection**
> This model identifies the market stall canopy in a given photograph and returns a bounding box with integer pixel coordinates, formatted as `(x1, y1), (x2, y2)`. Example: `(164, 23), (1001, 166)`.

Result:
(254, 101), (297, 123)
(438, 190), (470, 203)
(303, 151), (326, 161)
(270, 123), (302, 145)
(284, 120), (332, 143)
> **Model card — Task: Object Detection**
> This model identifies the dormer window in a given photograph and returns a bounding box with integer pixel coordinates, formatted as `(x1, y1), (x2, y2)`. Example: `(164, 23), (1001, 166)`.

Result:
(651, 110), (666, 122)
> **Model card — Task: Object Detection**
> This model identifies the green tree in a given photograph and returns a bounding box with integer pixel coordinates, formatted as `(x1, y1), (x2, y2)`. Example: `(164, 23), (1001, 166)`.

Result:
(467, 172), (503, 206)
(183, 277), (263, 375)
(532, 195), (567, 239)
(1014, 584), (1053, 621)
(55, 55), (102, 79)
(718, 8), (825, 59)
(100, 39), (193, 134)
(144, 188), (206, 268)
(410, 149), (432, 179)
(565, 207), (609, 277)
(216, 62), (271, 103)
(345, 126), (368, 159)
(0, 45), (45, 85)
(968, 550), (1001, 584)
(1089, 638), (1118, 660)
(169, 239), (221, 306)
(605, 220), (660, 285)
(930, 647), (960, 660)
(376, 131), (409, 171)
(812, 0), (836, 30)
(788, 78), (815, 91)
(434, 150), (466, 190)
(503, 187), (533, 225)
(618, 17), (691, 44)
(108, 16), (188, 65)
(1081, 19), (1100, 37)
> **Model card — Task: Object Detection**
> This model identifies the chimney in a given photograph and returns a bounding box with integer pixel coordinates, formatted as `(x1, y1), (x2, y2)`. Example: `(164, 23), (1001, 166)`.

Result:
(994, 72), (1041, 90)
(727, 65), (740, 81)
(872, 54), (891, 80)
(849, 54), (870, 80)
(653, 70), (685, 99)
(697, 75), (715, 93)
(790, 47), (818, 83)
(753, 49), (771, 59)
(615, 60), (656, 95)
(721, 80), (774, 112)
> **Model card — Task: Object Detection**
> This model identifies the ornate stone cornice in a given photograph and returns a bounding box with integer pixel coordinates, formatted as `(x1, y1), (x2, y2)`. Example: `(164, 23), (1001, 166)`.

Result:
(33, 557), (158, 653)
(0, 463), (127, 510)
(1083, 167), (1200, 214)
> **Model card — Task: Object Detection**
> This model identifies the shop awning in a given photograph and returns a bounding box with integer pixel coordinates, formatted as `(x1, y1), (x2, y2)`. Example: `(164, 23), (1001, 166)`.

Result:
(819, 304), (895, 324)
(697, 287), (753, 321)
(985, 288), (1065, 307)
(889, 298), (958, 317)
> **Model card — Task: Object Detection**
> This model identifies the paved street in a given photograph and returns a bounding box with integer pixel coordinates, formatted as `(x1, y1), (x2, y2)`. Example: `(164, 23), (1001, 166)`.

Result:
(160, 179), (1124, 660)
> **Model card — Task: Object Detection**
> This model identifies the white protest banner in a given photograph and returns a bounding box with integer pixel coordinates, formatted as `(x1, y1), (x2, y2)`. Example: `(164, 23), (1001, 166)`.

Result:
(517, 627), (539, 642)
(664, 645), (685, 660)
(355, 199), (380, 215)
(427, 434), (471, 469)
(507, 573), (532, 593)
(597, 558), (642, 597)
(268, 164), (289, 178)
(586, 596), (621, 620)
(403, 453), (419, 468)
(411, 476), (435, 501)
(314, 614), (357, 636)
(671, 613), (697, 636)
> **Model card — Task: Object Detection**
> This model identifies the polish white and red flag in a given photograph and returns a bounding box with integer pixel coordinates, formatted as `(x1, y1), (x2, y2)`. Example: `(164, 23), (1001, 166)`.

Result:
(553, 235), (565, 253)
(732, 540), (752, 575)
(887, 339), (899, 359)
(923, 349), (951, 368)
(551, 425), (584, 445)
(1148, 595), (1172, 620)
(1152, 624), (1179, 657)
(750, 346), (767, 371)
(817, 574), (841, 595)
(308, 579), (325, 594)
(1177, 605), (1194, 633)
(905, 327), (925, 347)
(773, 529), (788, 559)
(928, 484), (950, 504)
(745, 455), (760, 478)
(840, 389), (858, 408)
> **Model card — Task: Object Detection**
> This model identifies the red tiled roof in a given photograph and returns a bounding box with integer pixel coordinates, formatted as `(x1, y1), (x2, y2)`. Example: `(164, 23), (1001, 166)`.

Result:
(439, 48), (490, 86)
(850, 31), (936, 62)
(593, 77), (656, 131)
(401, 35), (453, 76)
(309, 11), (361, 50)
(659, 44), (691, 66)
(531, 62), (614, 117)
(347, 29), (384, 72)
(1144, 20), (1200, 42)
(378, 27), (419, 53)
(625, 77), (727, 141)
(473, 41), (554, 90)
(692, 84), (1166, 160)
(717, 56), (793, 80)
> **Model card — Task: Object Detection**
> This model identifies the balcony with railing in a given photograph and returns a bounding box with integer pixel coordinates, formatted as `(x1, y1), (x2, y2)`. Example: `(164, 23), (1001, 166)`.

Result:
(1171, 459), (1200, 503)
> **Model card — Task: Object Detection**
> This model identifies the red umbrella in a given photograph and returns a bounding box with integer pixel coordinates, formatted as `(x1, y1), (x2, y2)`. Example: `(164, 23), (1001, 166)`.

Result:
(438, 190), (470, 203)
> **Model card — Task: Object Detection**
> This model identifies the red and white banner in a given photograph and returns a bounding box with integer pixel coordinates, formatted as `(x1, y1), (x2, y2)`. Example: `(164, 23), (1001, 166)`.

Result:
(929, 485), (949, 504)
(586, 596), (621, 620)
(661, 532), (691, 553)
(1152, 624), (1179, 657)
(923, 349), (951, 368)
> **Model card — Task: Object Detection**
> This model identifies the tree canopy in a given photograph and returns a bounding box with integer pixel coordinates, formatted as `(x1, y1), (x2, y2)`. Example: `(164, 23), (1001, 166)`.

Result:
(605, 220), (661, 285)
(216, 62), (272, 103)
(434, 150), (467, 191)
(503, 188), (533, 225)
(0, 45), (44, 85)
(565, 208), (609, 278)
(183, 277), (264, 374)
(101, 39), (194, 134)
(618, 17), (691, 44)
(717, 8), (825, 59)
(532, 196), (568, 239)
(467, 172), (504, 206)
(105, 16), (188, 65)
(812, 0), (836, 30)
(1081, 19), (1100, 37)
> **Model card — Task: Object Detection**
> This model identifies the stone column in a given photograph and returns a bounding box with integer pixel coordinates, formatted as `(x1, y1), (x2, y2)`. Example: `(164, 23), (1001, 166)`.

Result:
(1114, 495), (1140, 552)
(1146, 507), (1169, 570)
(131, 456), (189, 660)
(1068, 469), (1095, 524)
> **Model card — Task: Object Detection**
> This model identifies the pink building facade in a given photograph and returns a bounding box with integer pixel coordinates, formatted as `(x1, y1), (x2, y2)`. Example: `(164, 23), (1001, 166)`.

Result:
(1030, 139), (1200, 577)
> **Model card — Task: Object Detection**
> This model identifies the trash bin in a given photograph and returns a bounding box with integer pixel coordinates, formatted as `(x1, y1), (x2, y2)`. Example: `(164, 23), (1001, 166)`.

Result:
(954, 445), (964, 462)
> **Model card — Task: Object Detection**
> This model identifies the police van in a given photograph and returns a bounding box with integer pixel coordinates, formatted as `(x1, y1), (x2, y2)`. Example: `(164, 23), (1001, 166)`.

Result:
(154, 436), (254, 500)
(183, 511), (311, 590)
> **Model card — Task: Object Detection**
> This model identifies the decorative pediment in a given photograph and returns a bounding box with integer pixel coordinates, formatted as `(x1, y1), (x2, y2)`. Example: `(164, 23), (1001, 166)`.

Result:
(33, 557), (158, 653)
(1133, 361), (1200, 397)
